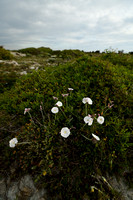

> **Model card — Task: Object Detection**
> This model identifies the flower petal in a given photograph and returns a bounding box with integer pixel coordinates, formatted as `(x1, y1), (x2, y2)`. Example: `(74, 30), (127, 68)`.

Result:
(92, 133), (100, 141)
(9, 138), (18, 148)
(61, 127), (70, 138)
(82, 97), (93, 104)
(56, 101), (63, 107)
(51, 107), (59, 114)
(97, 116), (104, 124)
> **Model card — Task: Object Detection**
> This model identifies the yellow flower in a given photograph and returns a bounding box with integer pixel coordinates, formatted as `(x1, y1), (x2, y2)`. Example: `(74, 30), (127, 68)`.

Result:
(42, 171), (47, 176)
(91, 186), (95, 192)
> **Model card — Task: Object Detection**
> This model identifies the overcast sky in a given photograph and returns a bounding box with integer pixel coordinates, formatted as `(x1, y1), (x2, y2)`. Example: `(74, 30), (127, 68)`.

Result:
(0, 0), (133, 52)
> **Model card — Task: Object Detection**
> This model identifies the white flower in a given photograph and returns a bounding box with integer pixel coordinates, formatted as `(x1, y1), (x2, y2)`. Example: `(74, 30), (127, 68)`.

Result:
(92, 133), (100, 141)
(68, 88), (74, 91)
(56, 101), (63, 107)
(24, 108), (31, 115)
(62, 94), (69, 97)
(53, 96), (58, 100)
(51, 106), (59, 114)
(9, 138), (18, 148)
(88, 117), (93, 126)
(97, 116), (104, 124)
(61, 127), (70, 138)
(82, 97), (93, 105)
(84, 116), (90, 123)
(84, 116), (93, 125)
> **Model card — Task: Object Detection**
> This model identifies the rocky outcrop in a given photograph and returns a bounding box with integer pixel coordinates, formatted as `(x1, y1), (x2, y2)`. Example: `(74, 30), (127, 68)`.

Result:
(10, 52), (26, 57)
(0, 175), (47, 200)
(0, 60), (19, 65)
(106, 175), (133, 200)
(0, 172), (133, 200)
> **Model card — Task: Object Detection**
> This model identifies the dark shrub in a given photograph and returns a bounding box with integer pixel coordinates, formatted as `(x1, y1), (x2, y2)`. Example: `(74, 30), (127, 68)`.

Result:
(0, 47), (13, 60)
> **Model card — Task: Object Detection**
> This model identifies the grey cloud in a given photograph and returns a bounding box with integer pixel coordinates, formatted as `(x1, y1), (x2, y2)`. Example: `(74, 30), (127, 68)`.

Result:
(0, 0), (133, 51)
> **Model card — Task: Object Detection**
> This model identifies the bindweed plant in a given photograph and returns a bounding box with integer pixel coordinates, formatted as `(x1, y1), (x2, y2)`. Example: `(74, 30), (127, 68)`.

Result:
(8, 89), (119, 200)
(9, 88), (114, 179)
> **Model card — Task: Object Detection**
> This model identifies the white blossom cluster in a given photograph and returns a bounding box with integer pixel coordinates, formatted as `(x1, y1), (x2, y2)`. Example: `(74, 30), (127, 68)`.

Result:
(9, 89), (110, 147)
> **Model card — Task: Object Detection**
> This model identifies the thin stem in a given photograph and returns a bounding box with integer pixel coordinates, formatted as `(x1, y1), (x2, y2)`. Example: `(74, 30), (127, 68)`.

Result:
(104, 107), (110, 114)
(85, 103), (88, 115)
(40, 109), (45, 123)
(91, 186), (105, 195)
(35, 118), (47, 129)
(81, 134), (91, 141)
(81, 124), (86, 131)
(66, 97), (68, 108)
(54, 114), (57, 124)
(28, 112), (35, 124)
(17, 142), (32, 145)
(35, 118), (43, 126)
(59, 107), (67, 118)
(48, 114), (51, 127)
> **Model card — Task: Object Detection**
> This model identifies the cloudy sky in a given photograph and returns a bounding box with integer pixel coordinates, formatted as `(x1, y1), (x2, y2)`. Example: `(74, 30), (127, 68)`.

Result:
(0, 0), (133, 52)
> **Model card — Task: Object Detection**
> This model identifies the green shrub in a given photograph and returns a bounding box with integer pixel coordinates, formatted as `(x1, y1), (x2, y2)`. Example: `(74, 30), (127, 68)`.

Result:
(0, 47), (13, 60)
(0, 71), (19, 93)
(60, 49), (85, 60)
(0, 56), (132, 199)
(18, 47), (53, 56)
(101, 51), (133, 69)
(18, 47), (39, 56)
(38, 46), (53, 54)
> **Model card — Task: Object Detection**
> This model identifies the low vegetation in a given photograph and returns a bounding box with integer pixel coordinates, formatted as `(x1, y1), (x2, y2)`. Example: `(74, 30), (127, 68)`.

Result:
(0, 46), (13, 60)
(0, 47), (133, 199)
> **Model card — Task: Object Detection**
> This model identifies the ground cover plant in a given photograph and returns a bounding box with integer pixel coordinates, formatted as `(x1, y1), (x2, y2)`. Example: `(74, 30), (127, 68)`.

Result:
(0, 46), (13, 60)
(0, 49), (133, 199)
(0, 47), (86, 93)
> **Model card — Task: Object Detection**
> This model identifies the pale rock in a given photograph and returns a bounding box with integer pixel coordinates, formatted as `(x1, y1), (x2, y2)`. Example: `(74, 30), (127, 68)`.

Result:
(0, 178), (6, 200)
(30, 188), (47, 200)
(19, 175), (36, 194)
(107, 175), (133, 200)
(20, 71), (27, 75)
(6, 181), (19, 200)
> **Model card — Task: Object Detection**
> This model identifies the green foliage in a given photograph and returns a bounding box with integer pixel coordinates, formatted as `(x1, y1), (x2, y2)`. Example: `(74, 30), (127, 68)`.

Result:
(0, 66), (19, 93)
(101, 51), (133, 69)
(18, 47), (39, 55)
(18, 46), (52, 56)
(17, 47), (86, 59)
(37, 46), (53, 54)
(0, 47), (13, 60)
(60, 49), (85, 60)
(0, 54), (132, 199)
